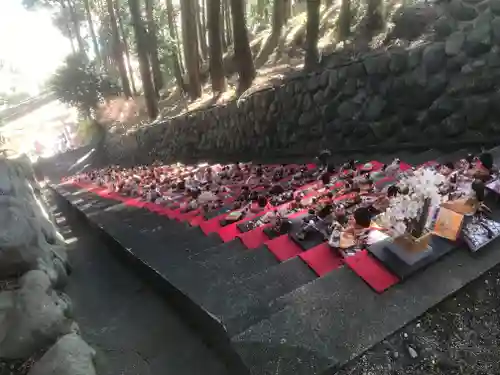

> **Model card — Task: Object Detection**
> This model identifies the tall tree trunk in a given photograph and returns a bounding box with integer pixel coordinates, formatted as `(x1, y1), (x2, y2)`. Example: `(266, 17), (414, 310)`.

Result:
(220, 0), (228, 50)
(65, 0), (86, 55)
(65, 21), (77, 54)
(207, 0), (226, 93)
(365, 0), (384, 35)
(195, 0), (209, 60)
(165, 0), (186, 92)
(224, 0), (233, 46)
(254, 0), (285, 67)
(230, 0), (255, 93)
(284, 0), (292, 20)
(83, 0), (101, 64)
(169, 3), (185, 74)
(304, 0), (320, 71)
(106, 0), (132, 97)
(115, 0), (137, 94)
(145, 0), (164, 96)
(201, 0), (207, 41)
(337, 0), (351, 40)
(128, 0), (158, 119)
(181, 0), (202, 99)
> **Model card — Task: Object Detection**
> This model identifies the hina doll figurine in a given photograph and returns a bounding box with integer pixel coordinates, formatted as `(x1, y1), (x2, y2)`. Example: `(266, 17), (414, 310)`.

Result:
(345, 207), (372, 234)
(328, 221), (343, 248)
(384, 158), (401, 178)
(467, 152), (493, 181)
(317, 149), (332, 169)
(333, 204), (348, 225)
(341, 160), (357, 177)
(439, 162), (455, 176)
(296, 205), (334, 240)
(369, 185), (398, 215)
(359, 162), (374, 175)
(270, 210), (292, 235)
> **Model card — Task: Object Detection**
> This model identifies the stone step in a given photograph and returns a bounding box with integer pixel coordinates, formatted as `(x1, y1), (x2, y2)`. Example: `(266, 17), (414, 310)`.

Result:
(187, 239), (248, 264)
(199, 257), (317, 336)
(170, 245), (279, 302)
(232, 224), (500, 375)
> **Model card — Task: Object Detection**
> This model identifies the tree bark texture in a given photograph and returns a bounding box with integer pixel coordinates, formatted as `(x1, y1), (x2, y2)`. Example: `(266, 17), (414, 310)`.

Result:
(224, 0), (233, 46)
(207, 0), (226, 93)
(230, 0), (255, 92)
(254, 0), (285, 67)
(337, 0), (351, 40)
(165, 0), (186, 92)
(115, 0), (137, 94)
(305, 0), (320, 70)
(145, 0), (164, 96)
(128, 0), (158, 119)
(195, 0), (209, 60)
(106, 0), (132, 97)
(181, 0), (202, 99)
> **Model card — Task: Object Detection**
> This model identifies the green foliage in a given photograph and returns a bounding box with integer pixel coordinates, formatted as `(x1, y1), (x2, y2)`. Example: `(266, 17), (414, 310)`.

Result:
(76, 116), (105, 144)
(49, 53), (121, 117)
(51, 4), (85, 39)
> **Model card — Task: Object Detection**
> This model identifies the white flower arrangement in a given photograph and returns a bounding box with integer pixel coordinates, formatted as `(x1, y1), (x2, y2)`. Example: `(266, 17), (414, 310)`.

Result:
(377, 168), (446, 237)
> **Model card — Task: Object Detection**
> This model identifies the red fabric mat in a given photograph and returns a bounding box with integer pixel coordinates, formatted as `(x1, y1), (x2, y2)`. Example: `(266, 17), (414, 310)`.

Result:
(299, 244), (344, 276)
(168, 208), (183, 219)
(218, 221), (242, 242)
(158, 208), (174, 217)
(344, 250), (400, 293)
(176, 208), (201, 222)
(266, 235), (303, 261)
(399, 162), (412, 171)
(123, 198), (146, 207)
(190, 214), (206, 227)
(199, 214), (224, 235)
(237, 225), (271, 249)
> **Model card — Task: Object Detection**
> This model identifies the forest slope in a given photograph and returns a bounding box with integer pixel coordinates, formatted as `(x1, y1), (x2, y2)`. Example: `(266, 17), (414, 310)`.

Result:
(98, 0), (436, 137)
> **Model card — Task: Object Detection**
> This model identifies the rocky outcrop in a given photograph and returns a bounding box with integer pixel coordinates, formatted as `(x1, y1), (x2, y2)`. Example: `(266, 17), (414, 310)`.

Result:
(106, 0), (500, 165)
(0, 156), (96, 375)
(27, 334), (97, 375)
(0, 271), (74, 359)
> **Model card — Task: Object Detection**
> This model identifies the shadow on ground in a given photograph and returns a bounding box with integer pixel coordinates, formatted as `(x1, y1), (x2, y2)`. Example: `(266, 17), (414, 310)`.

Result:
(47, 190), (228, 375)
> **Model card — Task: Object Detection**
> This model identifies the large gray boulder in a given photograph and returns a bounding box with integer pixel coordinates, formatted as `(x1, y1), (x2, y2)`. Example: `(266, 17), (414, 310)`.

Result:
(0, 197), (40, 277)
(0, 157), (68, 284)
(0, 270), (74, 358)
(28, 334), (97, 375)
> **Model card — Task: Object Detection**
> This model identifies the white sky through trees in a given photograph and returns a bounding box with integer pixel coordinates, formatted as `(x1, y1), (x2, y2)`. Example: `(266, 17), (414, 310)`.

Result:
(0, 0), (71, 95)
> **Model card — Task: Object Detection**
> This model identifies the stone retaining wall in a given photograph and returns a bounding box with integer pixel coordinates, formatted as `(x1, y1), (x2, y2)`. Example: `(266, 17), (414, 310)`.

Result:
(0, 156), (97, 375)
(106, 0), (500, 165)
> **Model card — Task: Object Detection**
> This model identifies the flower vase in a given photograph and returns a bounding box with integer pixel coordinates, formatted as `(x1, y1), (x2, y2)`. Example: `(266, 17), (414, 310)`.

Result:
(393, 232), (432, 252)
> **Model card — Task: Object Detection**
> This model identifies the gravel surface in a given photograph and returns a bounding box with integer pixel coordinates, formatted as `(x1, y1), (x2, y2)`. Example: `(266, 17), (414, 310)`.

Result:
(339, 265), (500, 375)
